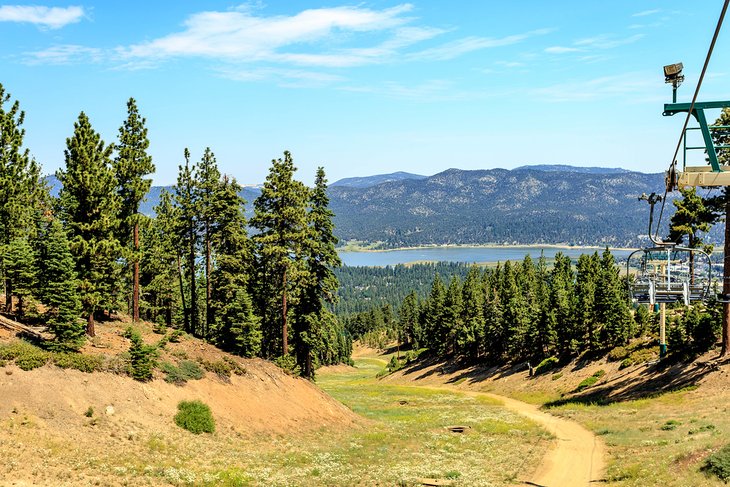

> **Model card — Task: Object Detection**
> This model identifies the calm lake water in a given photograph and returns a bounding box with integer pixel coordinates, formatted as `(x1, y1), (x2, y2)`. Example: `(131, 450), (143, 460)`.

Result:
(338, 246), (635, 267)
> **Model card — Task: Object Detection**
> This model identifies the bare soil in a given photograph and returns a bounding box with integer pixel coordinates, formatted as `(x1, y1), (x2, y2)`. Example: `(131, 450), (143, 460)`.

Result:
(0, 318), (359, 486)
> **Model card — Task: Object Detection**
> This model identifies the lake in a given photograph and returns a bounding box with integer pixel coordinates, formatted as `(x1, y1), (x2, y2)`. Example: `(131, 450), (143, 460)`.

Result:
(338, 246), (635, 267)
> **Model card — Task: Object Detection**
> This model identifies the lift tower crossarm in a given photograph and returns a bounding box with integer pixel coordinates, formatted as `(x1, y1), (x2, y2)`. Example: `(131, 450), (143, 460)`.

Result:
(663, 100), (730, 172)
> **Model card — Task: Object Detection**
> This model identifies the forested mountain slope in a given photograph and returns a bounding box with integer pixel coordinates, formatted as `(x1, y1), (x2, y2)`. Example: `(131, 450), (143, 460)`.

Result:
(48, 166), (712, 248)
(328, 167), (685, 248)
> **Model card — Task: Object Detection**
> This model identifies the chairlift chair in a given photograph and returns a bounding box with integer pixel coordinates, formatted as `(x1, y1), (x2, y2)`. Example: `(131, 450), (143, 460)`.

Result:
(627, 245), (712, 306)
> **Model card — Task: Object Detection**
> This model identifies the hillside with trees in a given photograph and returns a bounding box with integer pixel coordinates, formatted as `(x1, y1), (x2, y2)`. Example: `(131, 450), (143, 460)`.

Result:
(0, 83), (350, 378)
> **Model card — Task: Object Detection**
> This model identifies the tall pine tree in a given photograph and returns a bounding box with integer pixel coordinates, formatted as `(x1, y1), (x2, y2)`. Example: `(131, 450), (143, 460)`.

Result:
(114, 98), (154, 322)
(57, 112), (120, 336)
(0, 83), (42, 313)
(251, 151), (308, 358)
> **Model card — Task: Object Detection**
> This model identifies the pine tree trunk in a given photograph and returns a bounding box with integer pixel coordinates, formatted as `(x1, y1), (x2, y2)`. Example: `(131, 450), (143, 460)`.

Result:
(177, 253), (189, 332)
(5, 278), (11, 313)
(133, 222), (140, 322)
(87, 312), (95, 337)
(282, 267), (288, 356)
(205, 227), (212, 338)
(722, 198), (730, 357)
(188, 222), (197, 336)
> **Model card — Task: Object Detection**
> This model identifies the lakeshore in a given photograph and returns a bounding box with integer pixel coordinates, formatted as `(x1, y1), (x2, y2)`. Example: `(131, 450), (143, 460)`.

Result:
(338, 244), (636, 267)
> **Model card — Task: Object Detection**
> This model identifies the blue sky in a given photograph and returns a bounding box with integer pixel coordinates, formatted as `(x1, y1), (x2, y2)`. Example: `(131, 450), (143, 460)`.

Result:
(1, 1), (729, 185)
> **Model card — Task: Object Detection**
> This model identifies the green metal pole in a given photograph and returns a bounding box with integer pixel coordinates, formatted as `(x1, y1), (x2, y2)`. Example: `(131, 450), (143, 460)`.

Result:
(660, 302), (667, 358)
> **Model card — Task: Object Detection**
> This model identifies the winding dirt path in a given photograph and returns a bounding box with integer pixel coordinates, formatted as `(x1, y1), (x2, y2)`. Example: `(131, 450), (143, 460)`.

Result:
(427, 386), (604, 486)
(353, 349), (604, 485)
(486, 392), (604, 487)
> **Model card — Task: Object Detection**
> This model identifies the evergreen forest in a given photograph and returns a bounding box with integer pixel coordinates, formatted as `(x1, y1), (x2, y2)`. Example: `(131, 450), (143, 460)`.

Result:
(341, 252), (721, 365)
(0, 84), (350, 378)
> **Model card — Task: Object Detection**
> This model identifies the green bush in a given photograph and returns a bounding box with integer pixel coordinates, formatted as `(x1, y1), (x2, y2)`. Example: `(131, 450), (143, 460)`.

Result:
(702, 444), (730, 482)
(128, 329), (157, 381)
(607, 346), (629, 361)
(0, 341), (49, 371)
(661, 419), (681, 431)
(273, 355), (300, 376)
(168, 330), (184, 343)
(534, 356), (559, 375)
(174, 400), (215, 434)
(574, 370), (606, 393)
(161, 360), (204, 385)
(53, 353), (104, 373)
(200, 359), (233, 379)
(551, 372), (563, 381)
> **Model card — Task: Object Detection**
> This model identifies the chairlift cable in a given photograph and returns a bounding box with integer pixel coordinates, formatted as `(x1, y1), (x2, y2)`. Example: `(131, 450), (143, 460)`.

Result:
(653, 0), (730, 240)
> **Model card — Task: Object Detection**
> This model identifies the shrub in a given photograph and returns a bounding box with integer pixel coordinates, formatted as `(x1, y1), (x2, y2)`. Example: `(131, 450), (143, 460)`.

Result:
(53, 353), (104, 373)
(161, 360), (204, 385)
(661, 419), (681, 431)
(174, 400), (215, 434)
(168, 330), (184, 343)
(0, 341), (49, 371)
(84, 406), (94, 418)
(200, 359), (233, 379)
(534, 356), (559, 375)
(273, 355), (300, 376)
(607, 346), (629, 362)
(551, 372), (563, 381)
(574, 370), (606, 393)
(128, 329), (157, 381)
(702, 444), (730, 482)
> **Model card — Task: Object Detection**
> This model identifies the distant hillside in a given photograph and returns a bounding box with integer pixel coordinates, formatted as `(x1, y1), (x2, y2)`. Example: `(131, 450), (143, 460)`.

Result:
(46, 165), (713, 248)
(327, 167), (693, 248)
(513, 164), (632, 174)
(331, 171), (427, 188)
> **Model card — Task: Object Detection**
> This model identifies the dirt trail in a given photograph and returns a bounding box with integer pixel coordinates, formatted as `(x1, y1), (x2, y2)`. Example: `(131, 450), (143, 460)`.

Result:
(487, 392), (604, 487)
(355, 348), (604, 486)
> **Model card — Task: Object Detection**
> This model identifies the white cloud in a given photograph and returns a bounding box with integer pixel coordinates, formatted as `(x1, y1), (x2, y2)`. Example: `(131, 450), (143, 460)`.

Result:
(575, 34), (644, 49)
(545, 46), (582, 54)
(532, 73), (655, 102)
(632, 9), (661, 17)
(23, 44), (101, 65)
(409, 28), (552, 61)
(121, 4), (420, 65)
(0, 5), (84, 29)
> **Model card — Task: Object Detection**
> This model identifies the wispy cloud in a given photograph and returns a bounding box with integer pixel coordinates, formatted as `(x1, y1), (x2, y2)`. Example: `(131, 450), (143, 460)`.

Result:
(23, 44), (101, 65)
(0, 5), (84, 29)
(632, 9), (661, 17)
(409, 28), (551, 61)
(545, 46), (582, 54)
(120, 4), (422, 66)
(575, 34), (644, 49)
(532, 73), (655, 102)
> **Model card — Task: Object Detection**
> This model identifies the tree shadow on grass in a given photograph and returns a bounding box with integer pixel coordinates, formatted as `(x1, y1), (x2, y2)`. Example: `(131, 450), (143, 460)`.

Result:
(544, 358), (716, 408)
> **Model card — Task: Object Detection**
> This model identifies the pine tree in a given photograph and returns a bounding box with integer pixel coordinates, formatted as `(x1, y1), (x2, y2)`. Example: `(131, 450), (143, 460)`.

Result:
(143, 190), (181, 328)
(57, 112), (121, 336)
(596, 249), (633, 349)
(704, 107), (730, 356)
(210, 176), (256, 351)
(251, 151), (308, 358)
(458, 265), (485, 360)
(173, 149), (198, 335)
(35, 218), (83, 350)
(5, 237), (35, 319)
(398, 291), (420, 348)
(114, 98), (154, 322)
(550, 253), (575, 357)
(292, 167), (342, 376)
(227, 288), (262, 357)
(422, 274), (447, 352)
(0, 83), (42, 312)
(442, 276), (463, 356)
(575, 252), (600, 353)
(194, 148), (221, 337)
